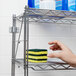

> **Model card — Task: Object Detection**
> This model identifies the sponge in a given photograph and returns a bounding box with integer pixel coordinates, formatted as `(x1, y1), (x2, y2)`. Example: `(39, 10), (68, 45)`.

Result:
(26, 49), (47, 63)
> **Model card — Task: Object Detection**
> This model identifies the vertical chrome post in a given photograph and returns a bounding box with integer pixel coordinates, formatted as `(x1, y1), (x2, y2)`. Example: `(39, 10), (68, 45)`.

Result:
(24, 6), (29, 76)
(11, 15), (16, 76)
(26, 7), (29, 76)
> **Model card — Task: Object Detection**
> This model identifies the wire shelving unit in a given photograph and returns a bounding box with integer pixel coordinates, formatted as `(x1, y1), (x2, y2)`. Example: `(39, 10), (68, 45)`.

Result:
(10, 6), (76, 76)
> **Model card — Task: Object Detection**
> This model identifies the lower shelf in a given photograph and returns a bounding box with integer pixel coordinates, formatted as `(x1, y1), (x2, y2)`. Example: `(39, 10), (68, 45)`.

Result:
(15, 59), (76, 71)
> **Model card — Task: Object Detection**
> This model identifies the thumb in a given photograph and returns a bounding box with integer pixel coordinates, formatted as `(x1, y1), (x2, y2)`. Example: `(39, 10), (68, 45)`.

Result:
(47, 53), (61, 58)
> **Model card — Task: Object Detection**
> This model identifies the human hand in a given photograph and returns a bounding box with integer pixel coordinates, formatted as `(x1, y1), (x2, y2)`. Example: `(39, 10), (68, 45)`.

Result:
(48, 40), (76, 67)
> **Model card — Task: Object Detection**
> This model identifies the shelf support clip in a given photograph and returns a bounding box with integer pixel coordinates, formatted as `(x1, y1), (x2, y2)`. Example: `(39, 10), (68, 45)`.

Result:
(9, 26), (19, 33)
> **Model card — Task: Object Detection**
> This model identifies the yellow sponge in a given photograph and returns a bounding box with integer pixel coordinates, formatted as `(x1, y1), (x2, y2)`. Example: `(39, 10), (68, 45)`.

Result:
(26, 49), (47, 63)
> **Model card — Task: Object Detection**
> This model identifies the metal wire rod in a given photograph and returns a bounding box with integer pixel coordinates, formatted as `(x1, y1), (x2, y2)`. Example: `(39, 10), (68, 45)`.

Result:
(26, 13), (29, 76)
(15, 17), (24, 58)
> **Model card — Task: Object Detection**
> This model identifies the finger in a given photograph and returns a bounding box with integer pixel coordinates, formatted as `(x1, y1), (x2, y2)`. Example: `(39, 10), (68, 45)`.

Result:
(49, 46), (57, 50)
(49, 44), (57, 49)
(49, 45), (61, 50)
(50, 47), (57, 50)
(48, 40), (61, 45)
(48, 40), (60, 45)
(50, 46), (54, 50)
(48, 41), (56, 45)
(48, 40), (65, 50)
(47, 53), (61, 58)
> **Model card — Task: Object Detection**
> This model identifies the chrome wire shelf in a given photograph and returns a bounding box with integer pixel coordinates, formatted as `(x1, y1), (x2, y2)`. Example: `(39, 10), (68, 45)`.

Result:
(15, 59), (76, 71)
(16, 8), (76, 24)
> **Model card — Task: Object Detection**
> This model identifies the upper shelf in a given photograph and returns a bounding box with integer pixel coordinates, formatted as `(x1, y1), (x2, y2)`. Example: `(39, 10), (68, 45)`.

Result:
(27, 8), (76, 18)
(17, 8), (76, 24)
